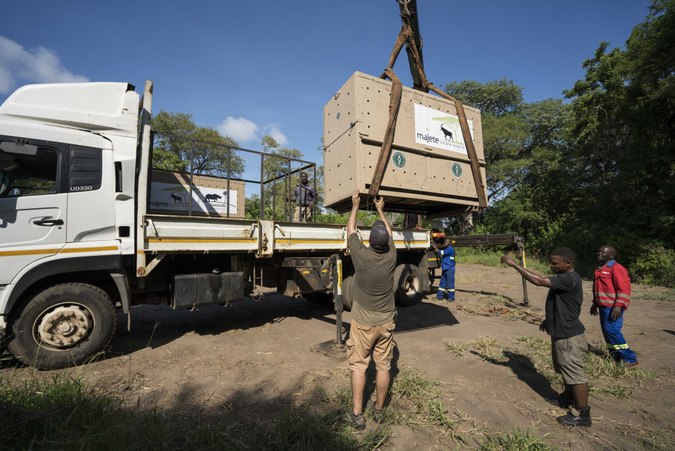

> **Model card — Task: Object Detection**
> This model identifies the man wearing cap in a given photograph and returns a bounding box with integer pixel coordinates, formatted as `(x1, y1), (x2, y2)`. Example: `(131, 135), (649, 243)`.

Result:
(345, 190), (397, 430)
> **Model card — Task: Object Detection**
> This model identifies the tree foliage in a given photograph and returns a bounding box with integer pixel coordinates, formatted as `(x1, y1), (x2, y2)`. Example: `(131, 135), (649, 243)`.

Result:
(445, 0), (674, 285)
(257, 135), (319, 221)
(151, 111), (244, 178)
(445, 79), (523, 116)
(561, 0), (674, 280)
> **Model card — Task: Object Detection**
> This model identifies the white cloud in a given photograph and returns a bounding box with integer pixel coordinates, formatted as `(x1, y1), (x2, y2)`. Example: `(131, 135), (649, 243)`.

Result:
(265, 126), (288, 146)
(219, 116), (259, 143)
(219, 117), (290, 147)
(0, 35), (88, 94)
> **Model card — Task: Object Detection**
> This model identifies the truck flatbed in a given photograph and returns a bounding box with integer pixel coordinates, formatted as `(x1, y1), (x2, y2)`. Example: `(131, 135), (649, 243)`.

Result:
(142, 213), (430, 255)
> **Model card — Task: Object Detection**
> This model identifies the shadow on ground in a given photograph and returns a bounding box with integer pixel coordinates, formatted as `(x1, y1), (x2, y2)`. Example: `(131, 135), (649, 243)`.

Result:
(471, 350), (558, 401)
(108, 294), (457, 364)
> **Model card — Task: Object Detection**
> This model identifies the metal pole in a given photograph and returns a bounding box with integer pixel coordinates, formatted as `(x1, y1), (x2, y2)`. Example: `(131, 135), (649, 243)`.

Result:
(259, 155), (265, 220)
(287, 160), (292, 222)
(272, 177), (276, 220)
(188, 145), (194, 216)
(226, 147), (231, 218)
(517, 240), (529, 306)
(312, 165), (317, 223)
(333, 254), (344, 346)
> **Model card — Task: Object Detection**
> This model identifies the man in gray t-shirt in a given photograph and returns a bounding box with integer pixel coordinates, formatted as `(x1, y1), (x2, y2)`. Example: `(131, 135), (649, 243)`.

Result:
(348, 231), (396, 326)
(345, 190), (397, 430)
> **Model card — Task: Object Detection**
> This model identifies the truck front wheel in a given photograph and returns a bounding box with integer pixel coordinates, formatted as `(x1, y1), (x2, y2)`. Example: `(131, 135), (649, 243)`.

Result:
(8, 283), (117, 370)
(394, 264), (425, 306)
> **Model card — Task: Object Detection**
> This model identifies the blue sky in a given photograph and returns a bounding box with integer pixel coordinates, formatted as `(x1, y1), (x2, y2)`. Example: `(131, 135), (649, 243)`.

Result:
(1, 0), (651, 169)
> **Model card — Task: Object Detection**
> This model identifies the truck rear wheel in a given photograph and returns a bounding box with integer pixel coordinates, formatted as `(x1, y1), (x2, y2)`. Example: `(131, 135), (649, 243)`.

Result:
(8, 283), (117, 370)
(394, 264), (425, 306)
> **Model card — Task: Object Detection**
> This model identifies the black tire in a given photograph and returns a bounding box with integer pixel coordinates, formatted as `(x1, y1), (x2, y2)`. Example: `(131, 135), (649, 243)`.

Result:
(394, 264), (425, 306)
(428, 268), (436, 287)
(8, 283), (117, 370)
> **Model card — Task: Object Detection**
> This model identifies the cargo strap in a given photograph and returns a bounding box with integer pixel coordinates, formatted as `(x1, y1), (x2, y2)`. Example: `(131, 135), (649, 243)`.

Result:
(371, 2), (487, 208)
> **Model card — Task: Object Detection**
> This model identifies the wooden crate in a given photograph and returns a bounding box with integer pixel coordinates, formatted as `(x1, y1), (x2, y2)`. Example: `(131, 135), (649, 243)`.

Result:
(149, 170), (245, 218)
(323, 72), (486, 215)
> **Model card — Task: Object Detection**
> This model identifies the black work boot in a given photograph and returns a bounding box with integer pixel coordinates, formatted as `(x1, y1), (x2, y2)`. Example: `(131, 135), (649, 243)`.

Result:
(557, 406), (592, 427)
(547, 391), (573, 409)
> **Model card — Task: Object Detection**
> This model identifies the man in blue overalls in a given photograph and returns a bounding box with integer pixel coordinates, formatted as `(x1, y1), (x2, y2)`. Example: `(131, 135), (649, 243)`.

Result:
(435, 238), (456, 301)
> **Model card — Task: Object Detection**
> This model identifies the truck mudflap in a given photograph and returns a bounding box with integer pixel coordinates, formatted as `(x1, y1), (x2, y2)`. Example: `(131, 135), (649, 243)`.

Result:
(172, 272), (244, 309)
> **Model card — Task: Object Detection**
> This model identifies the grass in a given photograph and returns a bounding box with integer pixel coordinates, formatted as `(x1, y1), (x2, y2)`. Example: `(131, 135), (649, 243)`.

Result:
(472, 336), (507, 362)
(387, 368), (468, 444)
(459, 247), (551, 273)
(514, 336), (561, 384)
(584, 346), (658, 384)
(0, 372), (382, 450)
(590, 384), (633, 398)
(444, 336), (659, 400)
(334, 366), (465, 438)
(637, 429), (675, 450)
(633, 285), (675, 302)
(479, 428), (554, 451)
(0, 367), (468, 450)
(444, 341), (469, 356)
(583, 350), (628, 379)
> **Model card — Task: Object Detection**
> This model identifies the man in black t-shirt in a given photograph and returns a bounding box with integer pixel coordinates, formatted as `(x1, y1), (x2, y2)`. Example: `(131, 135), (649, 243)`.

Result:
(502, 247), (591, 427)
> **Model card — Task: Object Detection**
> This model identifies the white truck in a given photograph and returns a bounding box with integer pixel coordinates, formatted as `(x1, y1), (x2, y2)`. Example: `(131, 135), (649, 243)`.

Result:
(0, 81), (432, 369)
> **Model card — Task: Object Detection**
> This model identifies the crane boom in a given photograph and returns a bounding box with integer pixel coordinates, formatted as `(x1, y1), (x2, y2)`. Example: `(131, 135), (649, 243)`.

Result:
(397, 0), (427, 92)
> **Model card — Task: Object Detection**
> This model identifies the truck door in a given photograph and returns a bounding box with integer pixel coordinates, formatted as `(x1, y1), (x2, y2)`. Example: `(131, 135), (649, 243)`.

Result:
(0, 138), (67, 285)
(65, 145), (115, 244)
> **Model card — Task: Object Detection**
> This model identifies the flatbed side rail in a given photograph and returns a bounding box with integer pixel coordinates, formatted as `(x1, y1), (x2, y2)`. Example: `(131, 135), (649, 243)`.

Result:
(140, 214), (430, 257)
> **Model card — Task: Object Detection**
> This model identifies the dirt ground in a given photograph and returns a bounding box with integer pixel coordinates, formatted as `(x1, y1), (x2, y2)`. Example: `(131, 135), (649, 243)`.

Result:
(4, 264), (674, 449)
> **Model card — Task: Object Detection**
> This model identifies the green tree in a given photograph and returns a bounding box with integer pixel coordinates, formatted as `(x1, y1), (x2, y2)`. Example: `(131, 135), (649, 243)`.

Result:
(245, 193), (261, 220)
(445, 79), (523, 116)
(258, 135), (317, 221)
(446, 79), (576, 250)
(440, 1), (674, 287)
(446, 80), (530, 203)
(151, 111), (244, 178)
(151, 112), (195, 172)
(562, 0), (675, 282)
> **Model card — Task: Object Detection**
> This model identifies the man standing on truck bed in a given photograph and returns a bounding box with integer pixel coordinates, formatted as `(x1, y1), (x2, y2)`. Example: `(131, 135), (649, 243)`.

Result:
(345, 190), (397, 430)
(292, 171), (316, 222)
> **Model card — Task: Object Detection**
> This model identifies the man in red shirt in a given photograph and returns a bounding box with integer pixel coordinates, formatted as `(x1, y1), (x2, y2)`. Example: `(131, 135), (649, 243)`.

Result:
(591, 245), (639, 368)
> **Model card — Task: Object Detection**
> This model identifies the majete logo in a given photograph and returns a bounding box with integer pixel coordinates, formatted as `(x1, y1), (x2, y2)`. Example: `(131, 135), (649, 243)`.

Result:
(416, 133), (440, 144)
(414, 104), (472, 156)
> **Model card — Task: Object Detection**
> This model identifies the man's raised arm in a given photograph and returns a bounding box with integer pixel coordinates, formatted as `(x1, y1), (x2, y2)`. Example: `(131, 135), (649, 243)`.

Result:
(346, 190), (360, 237)
(374, 195), (392, 236)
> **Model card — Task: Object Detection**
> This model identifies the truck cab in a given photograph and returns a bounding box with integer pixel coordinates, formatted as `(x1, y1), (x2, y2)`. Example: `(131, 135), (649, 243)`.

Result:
(0, 82), (140, 368)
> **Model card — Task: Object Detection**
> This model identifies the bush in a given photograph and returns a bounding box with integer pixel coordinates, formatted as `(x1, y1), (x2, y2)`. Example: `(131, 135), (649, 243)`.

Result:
(630, 243), (675, 287)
